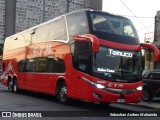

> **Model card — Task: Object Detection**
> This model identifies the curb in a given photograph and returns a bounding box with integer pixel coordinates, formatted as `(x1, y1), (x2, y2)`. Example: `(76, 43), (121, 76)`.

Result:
(127, 103), (160, 110)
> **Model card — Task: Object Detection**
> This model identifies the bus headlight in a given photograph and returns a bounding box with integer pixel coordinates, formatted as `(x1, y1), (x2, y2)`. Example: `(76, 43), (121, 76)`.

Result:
(136, 86), (142, 91)
(82, 77), (105, 89)
(96, 84), (105, 89)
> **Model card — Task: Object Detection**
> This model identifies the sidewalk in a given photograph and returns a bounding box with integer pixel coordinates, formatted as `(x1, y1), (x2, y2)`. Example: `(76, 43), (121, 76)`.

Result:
(128, 98), (160, 110)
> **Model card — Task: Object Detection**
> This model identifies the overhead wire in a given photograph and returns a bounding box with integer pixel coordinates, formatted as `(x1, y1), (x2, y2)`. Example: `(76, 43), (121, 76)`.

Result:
(119, 0), (151, 32)
(68, 0), (155, 19)
(67, 0), (154, 33)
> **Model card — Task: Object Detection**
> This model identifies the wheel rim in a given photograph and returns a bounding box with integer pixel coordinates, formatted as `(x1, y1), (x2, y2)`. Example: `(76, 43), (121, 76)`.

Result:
(60, 86), (67, 101)
(13, 82), (17, 92)
(142, 89), (150, 101)
(8, 81), (13, 90)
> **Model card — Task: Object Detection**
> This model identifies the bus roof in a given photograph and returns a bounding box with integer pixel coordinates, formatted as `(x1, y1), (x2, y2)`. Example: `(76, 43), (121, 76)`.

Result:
(6, 9), (130, 40)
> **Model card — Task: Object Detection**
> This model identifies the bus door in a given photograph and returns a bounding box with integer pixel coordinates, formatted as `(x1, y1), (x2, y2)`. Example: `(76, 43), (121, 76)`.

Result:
(71, 40), (92, 99)
(76, 51), (92, 99)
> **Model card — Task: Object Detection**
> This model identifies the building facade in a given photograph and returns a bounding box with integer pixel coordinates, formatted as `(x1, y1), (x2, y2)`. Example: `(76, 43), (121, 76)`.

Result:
(144, 10), (160, 70)
(154, 10), (160, 43)
(0, 0), (5, 43)
(0, 0), (102, 43)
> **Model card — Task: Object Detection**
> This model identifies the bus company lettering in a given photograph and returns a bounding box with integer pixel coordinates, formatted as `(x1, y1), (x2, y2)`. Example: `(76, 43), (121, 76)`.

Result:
(109, 49), (133, 58)
(33, 45), (52, 57)
(97, 68), (115, 73)
(108, 83), (124, 88)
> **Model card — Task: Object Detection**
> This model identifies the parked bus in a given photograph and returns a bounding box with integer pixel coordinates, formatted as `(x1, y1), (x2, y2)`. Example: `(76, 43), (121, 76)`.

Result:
(1, 10), (159, 104)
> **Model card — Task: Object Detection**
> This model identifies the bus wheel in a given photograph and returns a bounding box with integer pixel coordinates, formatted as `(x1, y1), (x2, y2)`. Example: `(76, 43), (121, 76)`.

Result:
(57, 82), (69, 104)
(7, 79), (13, 92)
(13, 79), (19, 93)
(142, 88), (151, 102)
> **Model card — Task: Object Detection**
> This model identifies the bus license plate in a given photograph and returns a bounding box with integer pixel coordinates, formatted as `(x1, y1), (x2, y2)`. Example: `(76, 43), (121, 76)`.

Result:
(117, 99), (125, 103)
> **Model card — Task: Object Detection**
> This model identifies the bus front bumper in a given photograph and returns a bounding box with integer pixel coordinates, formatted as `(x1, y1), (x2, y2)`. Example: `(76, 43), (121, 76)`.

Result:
(88, 87), (142, 103)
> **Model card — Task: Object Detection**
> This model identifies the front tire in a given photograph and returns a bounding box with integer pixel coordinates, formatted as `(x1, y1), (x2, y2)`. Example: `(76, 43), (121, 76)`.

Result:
(57, 82), (69, 104)
(142, 88), (152, 102)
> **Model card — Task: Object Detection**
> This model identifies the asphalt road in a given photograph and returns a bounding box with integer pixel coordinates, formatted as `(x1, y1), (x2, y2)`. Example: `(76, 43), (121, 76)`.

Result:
(0, 84), (159, 120)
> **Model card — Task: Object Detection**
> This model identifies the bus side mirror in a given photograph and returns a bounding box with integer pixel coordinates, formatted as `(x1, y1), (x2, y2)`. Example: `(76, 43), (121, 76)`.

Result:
(141, 43), (159, 62)
(73, 34), (99, 52)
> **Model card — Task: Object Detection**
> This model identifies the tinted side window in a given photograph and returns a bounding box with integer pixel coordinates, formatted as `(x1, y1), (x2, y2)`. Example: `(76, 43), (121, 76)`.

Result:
(78, 52), (91, 73)
(71, 41), (90, 54)
(54, 59), (65, 73)
(36, 58), (48, 72)
(26, 59), (36, 72)
(143, 73), (148, 79)
(151, 73), (160, 80)
(71, 41), (91, 73)
(17, 57), (65, 73)
(18, 61), (27, 72)
(47, 57), (65, 73)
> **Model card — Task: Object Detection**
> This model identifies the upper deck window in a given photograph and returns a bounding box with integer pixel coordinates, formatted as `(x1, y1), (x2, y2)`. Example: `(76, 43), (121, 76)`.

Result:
(66, 12), (89, 39)
(90, 13), (138, 38)
(48, 17), (67, 41)
(89, 11), (139, 45)
(36, 24), (50, 43)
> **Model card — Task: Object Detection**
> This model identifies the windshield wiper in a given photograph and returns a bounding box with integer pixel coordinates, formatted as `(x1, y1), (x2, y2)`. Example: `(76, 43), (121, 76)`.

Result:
(115, 68), (140, 80)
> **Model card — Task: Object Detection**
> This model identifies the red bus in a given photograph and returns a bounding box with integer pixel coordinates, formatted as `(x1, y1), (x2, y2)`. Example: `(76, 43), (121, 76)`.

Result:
(1, 10), (159, 104)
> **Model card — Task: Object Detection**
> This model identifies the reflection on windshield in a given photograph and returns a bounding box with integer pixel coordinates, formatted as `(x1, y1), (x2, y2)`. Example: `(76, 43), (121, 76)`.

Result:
(90, 13), (138, 39)
(93, 46), (142, 82)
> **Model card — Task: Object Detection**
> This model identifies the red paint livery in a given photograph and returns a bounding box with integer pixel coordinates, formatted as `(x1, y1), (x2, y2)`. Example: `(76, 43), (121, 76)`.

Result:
(1, 10), (159, 104)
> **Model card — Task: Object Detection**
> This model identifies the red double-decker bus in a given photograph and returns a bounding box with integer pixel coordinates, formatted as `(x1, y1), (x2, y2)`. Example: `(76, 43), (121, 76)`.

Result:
(1, 10), (159, 104)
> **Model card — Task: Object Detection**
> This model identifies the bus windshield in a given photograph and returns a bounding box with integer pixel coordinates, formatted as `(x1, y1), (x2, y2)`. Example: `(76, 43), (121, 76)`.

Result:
(89, 12), (139, 44)
(93, 46), (142, 82)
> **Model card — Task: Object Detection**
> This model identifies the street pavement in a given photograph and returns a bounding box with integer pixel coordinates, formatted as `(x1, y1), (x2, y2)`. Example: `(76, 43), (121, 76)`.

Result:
(0, 83), (160, 120)
(0, 83), (159, 110)
(129, 98), (160, 110)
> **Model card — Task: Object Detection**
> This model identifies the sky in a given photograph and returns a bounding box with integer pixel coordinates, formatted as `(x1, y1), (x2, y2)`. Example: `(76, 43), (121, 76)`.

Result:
(102, 0), (160, 43)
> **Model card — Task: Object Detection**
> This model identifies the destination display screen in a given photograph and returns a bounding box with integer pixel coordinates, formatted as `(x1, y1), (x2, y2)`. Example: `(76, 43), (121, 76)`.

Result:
(93, 46), (142, 82)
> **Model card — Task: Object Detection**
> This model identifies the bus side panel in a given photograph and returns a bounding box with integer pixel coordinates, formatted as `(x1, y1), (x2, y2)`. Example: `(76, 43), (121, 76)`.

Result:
(2, 47), (27, 88)
(19, 42), (72, 95)
(62, 53), (76, 98)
